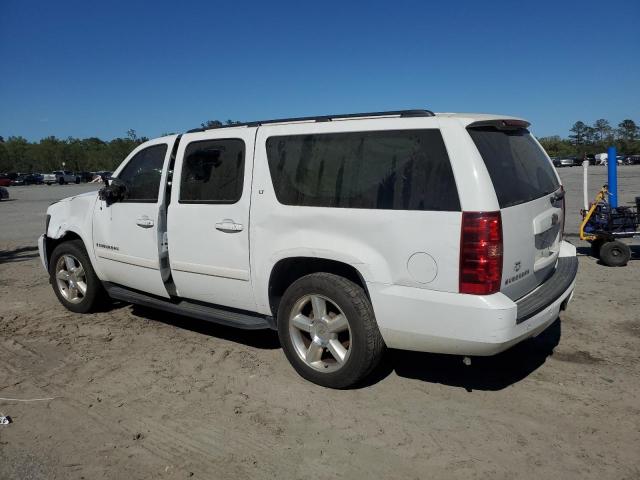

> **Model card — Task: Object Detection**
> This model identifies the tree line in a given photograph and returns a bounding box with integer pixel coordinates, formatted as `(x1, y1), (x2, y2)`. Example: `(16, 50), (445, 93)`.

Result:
(538, 119), (639, 158)
(0, 121), (242, 174)
(1, 118), (638, 174)
(0, 129), (148, 174)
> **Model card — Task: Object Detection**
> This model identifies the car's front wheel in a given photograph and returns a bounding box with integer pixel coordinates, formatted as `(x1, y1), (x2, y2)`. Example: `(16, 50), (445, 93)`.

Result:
(277, 273), (385, 388)
(49, 239), (106, 313)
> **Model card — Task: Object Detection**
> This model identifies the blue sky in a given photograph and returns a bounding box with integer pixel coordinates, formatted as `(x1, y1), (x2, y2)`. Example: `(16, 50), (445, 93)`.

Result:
(1, 0), (638, 141)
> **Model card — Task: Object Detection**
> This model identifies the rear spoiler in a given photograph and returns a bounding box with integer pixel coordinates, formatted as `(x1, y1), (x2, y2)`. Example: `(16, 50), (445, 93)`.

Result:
(467, 119), (531, 130)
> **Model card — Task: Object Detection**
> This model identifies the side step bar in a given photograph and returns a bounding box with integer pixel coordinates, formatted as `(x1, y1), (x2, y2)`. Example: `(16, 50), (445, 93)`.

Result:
(103, 282), (276, 331)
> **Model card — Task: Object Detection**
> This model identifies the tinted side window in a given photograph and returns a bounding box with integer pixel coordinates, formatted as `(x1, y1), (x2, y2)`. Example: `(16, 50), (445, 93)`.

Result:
(180, 139), (245, 203)
(117, 144), (167, 202)
(468, 127), (560, 208)
(266, 129), (460, 211)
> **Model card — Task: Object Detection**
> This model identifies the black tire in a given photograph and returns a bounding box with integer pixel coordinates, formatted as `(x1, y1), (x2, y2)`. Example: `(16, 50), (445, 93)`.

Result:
(75, 177), (80, 184)
(58, 177), (64, 185)
(599, 240), (631, 267)
(277, 273), (385, 389)
(590, 238), (605, 258)
(49, 239), (106, 313)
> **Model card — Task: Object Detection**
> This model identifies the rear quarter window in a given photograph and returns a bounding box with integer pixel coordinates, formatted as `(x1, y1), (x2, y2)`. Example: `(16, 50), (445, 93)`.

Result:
(265, 129), (460, 211)
(468, 127), (559, 208)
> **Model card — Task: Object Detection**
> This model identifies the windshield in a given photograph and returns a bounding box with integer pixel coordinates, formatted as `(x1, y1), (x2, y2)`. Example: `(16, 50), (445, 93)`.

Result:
(468, 127), (560, 208)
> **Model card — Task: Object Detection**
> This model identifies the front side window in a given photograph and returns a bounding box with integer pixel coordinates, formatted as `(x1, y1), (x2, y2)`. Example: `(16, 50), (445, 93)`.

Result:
(117, 144), (167, 202)
(179, 139), (245, 203)
(266, 129), (460, 211)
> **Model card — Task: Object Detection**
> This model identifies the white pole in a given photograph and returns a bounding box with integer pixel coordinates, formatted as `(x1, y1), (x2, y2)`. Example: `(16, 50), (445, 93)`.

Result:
(582, 160), (589, 210)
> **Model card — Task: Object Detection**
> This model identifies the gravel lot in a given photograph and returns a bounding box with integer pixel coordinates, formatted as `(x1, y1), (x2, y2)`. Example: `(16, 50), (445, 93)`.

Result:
(1, 168), (639, 479)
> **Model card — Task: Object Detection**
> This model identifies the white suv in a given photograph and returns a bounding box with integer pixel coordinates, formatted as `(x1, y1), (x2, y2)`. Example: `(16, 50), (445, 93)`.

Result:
(38, 110), (577, 388)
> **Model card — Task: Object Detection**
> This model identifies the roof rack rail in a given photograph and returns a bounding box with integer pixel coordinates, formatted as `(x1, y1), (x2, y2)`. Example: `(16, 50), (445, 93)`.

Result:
(186, 109), (435, 133)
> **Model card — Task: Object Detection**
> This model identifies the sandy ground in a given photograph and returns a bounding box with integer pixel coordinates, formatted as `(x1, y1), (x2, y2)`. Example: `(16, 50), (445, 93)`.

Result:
(0, 168), (639, 479)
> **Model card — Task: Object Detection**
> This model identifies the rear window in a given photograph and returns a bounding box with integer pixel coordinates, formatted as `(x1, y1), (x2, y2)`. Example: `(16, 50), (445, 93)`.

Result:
(468, 127), (560, 208)
(266, 129), (460, 211)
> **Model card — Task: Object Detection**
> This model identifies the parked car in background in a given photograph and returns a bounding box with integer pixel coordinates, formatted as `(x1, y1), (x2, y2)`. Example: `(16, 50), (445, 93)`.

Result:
(75, 171), (94, 183)
(11, 172), (40, 186)
(0, 186), (8, 200)
(558, 157), (575, 167)
(43, 170), (79, 185)
(15, 173), (45, 185)
(551, 157), (561, 167)
(598, 155), (624, 166)
(26, 173), (45, 184)
(624, 155), (640, 165)
(11, 174), (26, 186)
(0, 175), (12, 187)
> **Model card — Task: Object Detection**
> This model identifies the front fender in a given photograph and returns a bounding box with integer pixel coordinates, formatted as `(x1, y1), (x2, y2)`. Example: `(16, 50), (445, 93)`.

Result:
(44, 193), (104, 279)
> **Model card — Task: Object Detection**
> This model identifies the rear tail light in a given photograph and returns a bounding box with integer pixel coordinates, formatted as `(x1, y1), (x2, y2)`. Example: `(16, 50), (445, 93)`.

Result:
(459, 211), (503, 295)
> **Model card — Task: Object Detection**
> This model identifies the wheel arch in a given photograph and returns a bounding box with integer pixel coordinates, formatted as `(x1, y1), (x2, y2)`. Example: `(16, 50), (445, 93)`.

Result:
(267, 256), (370, 320)
(44, 225), (103, 279)
(45, 230), (84, 269)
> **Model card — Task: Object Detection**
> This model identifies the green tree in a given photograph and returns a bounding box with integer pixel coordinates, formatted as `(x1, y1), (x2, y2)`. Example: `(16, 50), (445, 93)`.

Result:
(584, 126), (597, 145)
(5, 136), (30, 171)
(538, 135), (576, 157)
(569, 121), (588, 146)
(593, 119), (612, 143)
(201, 120), (223, 128)
(617, 119), (638, 141)
(200, 119), (241, 129)
(0, 142), (9, 171)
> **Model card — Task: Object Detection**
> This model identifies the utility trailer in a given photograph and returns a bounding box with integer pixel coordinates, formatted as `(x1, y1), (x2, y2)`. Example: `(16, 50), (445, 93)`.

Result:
(579, 158), (639, 266)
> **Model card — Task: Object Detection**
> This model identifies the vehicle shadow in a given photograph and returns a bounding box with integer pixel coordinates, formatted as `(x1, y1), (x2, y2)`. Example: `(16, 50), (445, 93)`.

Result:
(576, 244), (639, 262)
(575, 246), (591, 256)
(128, 304), (281, 350)
(0, 245), (40, 264)
(366, 318), (562, 391)
(104, 299), (561, 388)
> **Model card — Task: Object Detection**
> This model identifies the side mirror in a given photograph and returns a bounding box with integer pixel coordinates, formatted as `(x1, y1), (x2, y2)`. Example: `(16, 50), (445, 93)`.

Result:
(98, 179), (127, 206)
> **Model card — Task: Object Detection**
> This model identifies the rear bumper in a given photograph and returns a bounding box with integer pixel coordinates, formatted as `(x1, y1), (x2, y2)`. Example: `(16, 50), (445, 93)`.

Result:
(370, 241), (577, 356)
(516, 255), (578, 323)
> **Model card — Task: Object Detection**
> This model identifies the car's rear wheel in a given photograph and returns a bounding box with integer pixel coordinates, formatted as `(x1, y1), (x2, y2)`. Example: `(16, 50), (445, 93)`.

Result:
(277, 273), (385, 388)
(599, 240), (631, 267)
(49, 239), (106, 313)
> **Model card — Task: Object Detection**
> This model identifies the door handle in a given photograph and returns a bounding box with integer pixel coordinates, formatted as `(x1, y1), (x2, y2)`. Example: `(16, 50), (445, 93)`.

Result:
(136, 216), (154, 228)
(215, 219), (243, 233)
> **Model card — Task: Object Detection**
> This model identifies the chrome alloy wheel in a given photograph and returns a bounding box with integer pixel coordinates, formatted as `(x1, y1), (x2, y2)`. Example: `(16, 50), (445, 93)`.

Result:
(289, 294), (352, 372)
(55, 254), (87, 304)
